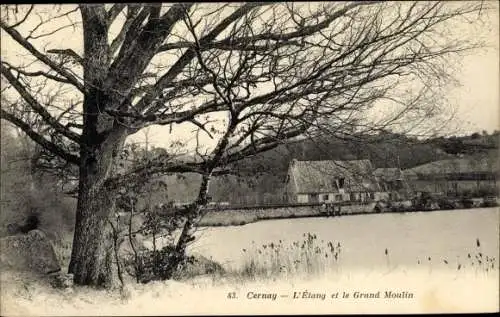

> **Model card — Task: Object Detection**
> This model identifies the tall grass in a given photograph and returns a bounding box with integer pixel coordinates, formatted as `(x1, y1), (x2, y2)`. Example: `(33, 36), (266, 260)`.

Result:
(234, 232), (342, 280)
(227, 234), (498, 283)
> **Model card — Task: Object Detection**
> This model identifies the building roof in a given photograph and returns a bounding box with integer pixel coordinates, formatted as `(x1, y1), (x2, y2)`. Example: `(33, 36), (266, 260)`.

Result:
(288, 159), (380, 194)
(405, 157), (499, 175)
(373, 168), (404, 181)
(373, 168), (414, 193)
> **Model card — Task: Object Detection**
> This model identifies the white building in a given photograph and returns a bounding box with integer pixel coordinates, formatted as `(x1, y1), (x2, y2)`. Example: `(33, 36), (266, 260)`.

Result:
(285, 159), (385, 204)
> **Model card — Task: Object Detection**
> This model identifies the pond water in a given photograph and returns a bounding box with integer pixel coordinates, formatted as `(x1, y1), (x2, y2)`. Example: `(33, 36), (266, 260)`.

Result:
(189, 208), (499, 271)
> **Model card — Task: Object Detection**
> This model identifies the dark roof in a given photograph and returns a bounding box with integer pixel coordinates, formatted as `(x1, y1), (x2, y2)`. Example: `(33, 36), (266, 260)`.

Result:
(373, 168), (404, 181)
(288, 159), (380, 194)
(373, 168), (414, 193)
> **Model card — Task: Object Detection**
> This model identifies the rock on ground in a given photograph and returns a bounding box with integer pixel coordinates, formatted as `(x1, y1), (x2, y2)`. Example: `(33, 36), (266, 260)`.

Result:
(172, 255), (225, 280)
(0, 229), (61, 274)
(48, 272), (74, 289)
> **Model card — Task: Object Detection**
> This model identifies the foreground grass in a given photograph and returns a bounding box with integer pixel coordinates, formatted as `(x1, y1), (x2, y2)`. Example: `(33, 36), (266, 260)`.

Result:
(2, 233), (498, 315)
(2, 266), (498, 316)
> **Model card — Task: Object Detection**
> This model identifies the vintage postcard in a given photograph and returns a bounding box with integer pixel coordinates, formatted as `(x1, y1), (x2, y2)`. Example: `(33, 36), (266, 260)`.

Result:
(1, 2), (499, 315)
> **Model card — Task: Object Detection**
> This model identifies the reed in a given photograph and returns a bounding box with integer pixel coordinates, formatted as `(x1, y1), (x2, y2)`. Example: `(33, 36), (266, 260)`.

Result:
(233, 232), (342, 280)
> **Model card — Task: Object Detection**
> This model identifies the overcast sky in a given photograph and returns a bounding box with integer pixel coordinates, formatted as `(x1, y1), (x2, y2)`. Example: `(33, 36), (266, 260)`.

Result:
(444, 2), (499, 135)
(448, 46), (499, 135)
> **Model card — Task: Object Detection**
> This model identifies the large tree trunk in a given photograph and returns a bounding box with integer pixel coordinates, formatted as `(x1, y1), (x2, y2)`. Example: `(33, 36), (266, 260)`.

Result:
(69, 129), (126, 287)
(68, 174), (114, 287)
(69, 7), (121, 287)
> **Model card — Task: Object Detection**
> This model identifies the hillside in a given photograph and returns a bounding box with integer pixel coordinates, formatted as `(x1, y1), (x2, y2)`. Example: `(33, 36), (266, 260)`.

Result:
(162, 131), (499, 205)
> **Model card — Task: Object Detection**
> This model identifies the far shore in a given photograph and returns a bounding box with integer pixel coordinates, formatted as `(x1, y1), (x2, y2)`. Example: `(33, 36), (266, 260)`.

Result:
(197, 201), (498, 227)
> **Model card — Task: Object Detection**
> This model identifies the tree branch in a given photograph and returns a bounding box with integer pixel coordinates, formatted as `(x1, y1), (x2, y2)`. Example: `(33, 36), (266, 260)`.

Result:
(2, 61), (73, 84)
(1, 64), (82, 144)
(158, 40), (305, 52)
(0, 20), (85, 93)
(135, 2), (269, 114)
(109, 5), (141, 57)
(46, 49), (84, 66)
(0, 109), (80, 165)
(8, 5), (34, 29)
(105, 3), (191, 107)
(204, 2), (374, 51)
(107, 4), (126, 26)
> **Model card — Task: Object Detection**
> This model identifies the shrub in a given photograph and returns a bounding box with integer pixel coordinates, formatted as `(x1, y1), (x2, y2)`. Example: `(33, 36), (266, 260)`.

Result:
(122, 245), (225, 283)
(112, 204), (188, 284)
(111, 147), (193, 284)
(171, 255), (225, 281)
(123, 246), (192, 284)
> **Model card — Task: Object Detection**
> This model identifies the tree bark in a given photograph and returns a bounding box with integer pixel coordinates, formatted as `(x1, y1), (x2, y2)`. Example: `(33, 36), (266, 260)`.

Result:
(68, 176), (114, 287)
(68, 129), (127, 287)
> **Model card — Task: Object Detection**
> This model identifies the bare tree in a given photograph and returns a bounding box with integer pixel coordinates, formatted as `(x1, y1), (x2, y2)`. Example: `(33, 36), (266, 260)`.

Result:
(0, 2), (490, 287)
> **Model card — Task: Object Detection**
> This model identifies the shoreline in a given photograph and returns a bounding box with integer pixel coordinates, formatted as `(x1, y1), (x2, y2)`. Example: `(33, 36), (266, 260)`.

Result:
(198, 204), (499, 227)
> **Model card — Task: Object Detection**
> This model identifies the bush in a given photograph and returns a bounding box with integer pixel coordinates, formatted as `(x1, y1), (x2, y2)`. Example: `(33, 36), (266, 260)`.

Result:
(123, 245), (191, 284)
(171, 255), (225, 280)
(122, 245), (224, 283)
(112, 158), (193, 284)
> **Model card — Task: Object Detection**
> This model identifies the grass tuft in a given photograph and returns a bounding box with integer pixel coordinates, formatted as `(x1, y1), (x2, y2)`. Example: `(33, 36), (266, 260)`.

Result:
(230, 232), (341, 280)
